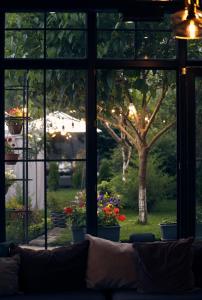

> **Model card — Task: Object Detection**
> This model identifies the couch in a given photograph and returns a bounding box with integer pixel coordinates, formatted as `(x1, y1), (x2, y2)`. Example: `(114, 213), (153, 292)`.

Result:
(0, 236), (202, 300)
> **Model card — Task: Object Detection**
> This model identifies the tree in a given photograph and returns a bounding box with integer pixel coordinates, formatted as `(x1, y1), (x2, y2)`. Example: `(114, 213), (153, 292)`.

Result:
(97, 69), (176, 223)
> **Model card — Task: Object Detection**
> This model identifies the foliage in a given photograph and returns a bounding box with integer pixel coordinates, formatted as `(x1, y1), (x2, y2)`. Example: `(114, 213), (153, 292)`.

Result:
(47, 194), (63, 212)
(97, 180), (114, 195)
(98, 158), (113, 183)
(5, 169), (16, 188)
(6, 106), (24, 117)
(110, 155), (176, 211)
(48, 162), (60, 191)
(160, 217), (176, 224)
(5, 137), (16, 153)
(72, 162), (85, 189)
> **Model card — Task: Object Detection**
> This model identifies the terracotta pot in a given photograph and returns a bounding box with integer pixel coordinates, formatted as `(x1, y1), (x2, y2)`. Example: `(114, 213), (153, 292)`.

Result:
(7, 123), (22, 135)
(5, 153), (19, 165)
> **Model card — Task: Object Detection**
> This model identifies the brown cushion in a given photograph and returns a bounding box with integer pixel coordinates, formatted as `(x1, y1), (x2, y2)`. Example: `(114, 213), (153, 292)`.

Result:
(10, 240), (89, 293)
(0, 255), (20, 295)
(85, 234), (138, 289)
(133, 238), (194, 294)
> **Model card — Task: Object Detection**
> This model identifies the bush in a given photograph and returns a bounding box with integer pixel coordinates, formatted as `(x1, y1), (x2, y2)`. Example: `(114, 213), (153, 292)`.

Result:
(98, 158), (113, 183)
(48, 162), (59, 191)
(72, 162), (85, 189)
(110, 155), (176, 211)
(97, 180), (114, 195)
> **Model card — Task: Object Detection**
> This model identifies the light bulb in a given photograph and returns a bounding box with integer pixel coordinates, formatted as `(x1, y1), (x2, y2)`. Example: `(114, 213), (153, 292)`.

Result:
(187, 19), (198, 38)
(128, 103), (137, 118)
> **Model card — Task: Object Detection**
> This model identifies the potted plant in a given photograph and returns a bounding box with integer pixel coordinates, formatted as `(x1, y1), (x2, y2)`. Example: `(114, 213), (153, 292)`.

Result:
(5, 137), (19, 165)
(159, 217), (177, 240)
(48, 194), (67, 228)
(5, 169), (16, 194)
(6, 107), (25, 135)
(64, 191), (126, 242)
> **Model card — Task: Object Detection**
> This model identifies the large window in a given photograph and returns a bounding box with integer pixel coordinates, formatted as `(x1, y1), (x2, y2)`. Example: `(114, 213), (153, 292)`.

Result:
(1, 5), (201, 246)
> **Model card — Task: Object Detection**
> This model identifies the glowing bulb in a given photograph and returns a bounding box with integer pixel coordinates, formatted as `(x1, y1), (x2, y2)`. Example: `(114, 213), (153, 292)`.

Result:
(111, 109), (115, 113)
(145, 116), (149, 122)
(187, 20), (197, 38)
(128, 103), (137, 118)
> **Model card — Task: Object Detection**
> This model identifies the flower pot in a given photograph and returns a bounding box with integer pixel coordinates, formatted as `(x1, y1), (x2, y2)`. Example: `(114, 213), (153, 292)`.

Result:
(160, 223), (177, 240)
(71, 226), (86, 243)
(98, 225), (120, 242)
(5, 153), (19, 165)
(7, 123), (22, 135)
(50, 211), (67, 228)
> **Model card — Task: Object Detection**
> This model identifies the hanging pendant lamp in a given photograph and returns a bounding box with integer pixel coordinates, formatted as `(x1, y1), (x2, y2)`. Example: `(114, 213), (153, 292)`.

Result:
(172, 0), (202, 39)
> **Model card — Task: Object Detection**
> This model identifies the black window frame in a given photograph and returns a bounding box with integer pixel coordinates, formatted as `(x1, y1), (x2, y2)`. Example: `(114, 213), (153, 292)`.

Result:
(0, 0), (201, 245)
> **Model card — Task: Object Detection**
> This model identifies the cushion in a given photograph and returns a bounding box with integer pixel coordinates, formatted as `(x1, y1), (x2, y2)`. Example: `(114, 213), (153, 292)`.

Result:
(10, 240), (89, 293)
(192, 240), (202, 288)
(85, 234), (138, 289)
(133, 238), (194, 294)
(0, 254), (20, 296)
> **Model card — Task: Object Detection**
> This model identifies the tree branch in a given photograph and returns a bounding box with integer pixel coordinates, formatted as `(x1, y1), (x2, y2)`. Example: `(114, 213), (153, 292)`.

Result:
(147, 121), (176, 150)
(144, 83), (168, 137)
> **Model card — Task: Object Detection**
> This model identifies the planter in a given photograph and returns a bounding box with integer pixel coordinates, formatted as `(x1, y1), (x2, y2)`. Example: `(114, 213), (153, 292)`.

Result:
(7, 123), (22, 135)
(98, 225), (120, 242)
(71, 226), (86, 243)
(71, 225), (120, 243)
(5, 153), (19, 165)
(50, 211), (67, 228)
(160, 223), (177, 240)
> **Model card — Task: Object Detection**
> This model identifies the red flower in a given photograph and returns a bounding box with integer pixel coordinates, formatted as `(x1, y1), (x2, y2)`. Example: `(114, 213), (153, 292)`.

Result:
(117, 214), (126, 221)
(113, 207), (119, 215)
(64, 207), (73, 215)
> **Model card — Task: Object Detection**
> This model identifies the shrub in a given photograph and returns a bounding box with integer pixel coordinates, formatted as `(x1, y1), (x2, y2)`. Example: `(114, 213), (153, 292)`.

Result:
(98, 158), (113, 183)
(48, 162), (59, 191)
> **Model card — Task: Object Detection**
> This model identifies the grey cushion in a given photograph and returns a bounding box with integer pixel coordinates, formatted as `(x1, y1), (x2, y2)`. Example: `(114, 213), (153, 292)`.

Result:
(112, 289), (202, 300)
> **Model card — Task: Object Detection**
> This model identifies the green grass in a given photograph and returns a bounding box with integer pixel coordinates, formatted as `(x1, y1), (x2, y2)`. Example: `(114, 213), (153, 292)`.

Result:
(120, 209), (176, 240)
(47, 188), (78, 207)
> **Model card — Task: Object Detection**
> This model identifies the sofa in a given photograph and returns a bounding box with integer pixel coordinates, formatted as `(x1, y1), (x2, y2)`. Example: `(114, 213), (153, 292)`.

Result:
(0, 235), (202, 300)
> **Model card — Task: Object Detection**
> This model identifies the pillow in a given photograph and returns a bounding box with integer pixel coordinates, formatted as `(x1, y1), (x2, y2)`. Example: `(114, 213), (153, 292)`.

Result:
(10, 240), (89, 293)
(0, 255), (20, 296)
(133, 238), (194, 294)
(85, 234), (138, 289)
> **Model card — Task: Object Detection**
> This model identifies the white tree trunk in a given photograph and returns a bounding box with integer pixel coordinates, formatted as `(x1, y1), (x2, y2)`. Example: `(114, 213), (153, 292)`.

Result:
(121, 145), (132, 181)
(138, 150), (148, 224)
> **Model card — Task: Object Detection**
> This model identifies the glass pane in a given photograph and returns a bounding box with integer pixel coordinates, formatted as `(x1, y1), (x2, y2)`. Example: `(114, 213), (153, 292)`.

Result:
(196, 77), (202, 239)
(47, 161), (86, 247)
(46, 30), (86, 58)
(5, 13), (44, 28)
(47, 12), (86, 29)
(5, 70), (45, 245)
(97, 13), (176, 59)
(187, 40), (202, 60)
(46, 70), (86, 160)
(5, 69), (87, 247)
(97, 69), (177, 242)
(5, 31), (44, 58)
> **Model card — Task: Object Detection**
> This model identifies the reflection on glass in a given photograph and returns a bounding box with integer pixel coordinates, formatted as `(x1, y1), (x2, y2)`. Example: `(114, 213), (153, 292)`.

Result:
(195, 77), (202, 239)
